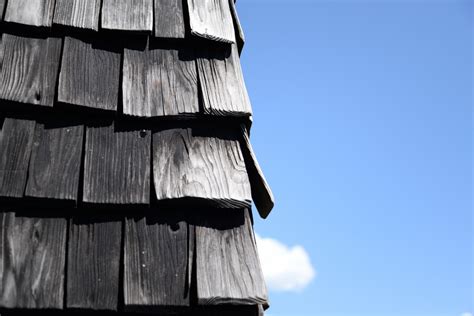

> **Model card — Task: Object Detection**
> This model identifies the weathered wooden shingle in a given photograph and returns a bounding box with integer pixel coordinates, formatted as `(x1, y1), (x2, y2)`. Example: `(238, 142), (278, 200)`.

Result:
(53, 0), (101, 30)
(0, 212), (67, 309)
(229, 0), (245, 53)
(195, 209), (267, 305)
(196, 44), (252, 116)
(124, 213), (190, 309)
(67, 217), (122, 311)
(58, 36), (121, 111)
(0, 118), (36, 198)
(0, 34), (62, 107)
(187, 0), (235, 43)
(83, 122), (151, 204)
(0, 0), (6, 21)
(154, 0), (185, 38)
(153, 128), (251, 208)
(123, 41), (199, 117)
(4, 0), (56, 27)
(102, 0), (153, 31)
(239, 125), (274, 219)
(25, 122), (84, 201)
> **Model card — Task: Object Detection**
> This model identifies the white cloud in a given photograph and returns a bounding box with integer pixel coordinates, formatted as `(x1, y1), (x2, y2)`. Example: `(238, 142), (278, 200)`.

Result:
(255, 233), (316, 292)
(461, 313), (473, 316)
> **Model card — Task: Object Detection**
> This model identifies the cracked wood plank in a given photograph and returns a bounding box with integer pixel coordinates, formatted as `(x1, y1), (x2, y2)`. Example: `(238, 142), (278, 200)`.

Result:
(53, 0), (101, 30)
(102, 0), (153, 31)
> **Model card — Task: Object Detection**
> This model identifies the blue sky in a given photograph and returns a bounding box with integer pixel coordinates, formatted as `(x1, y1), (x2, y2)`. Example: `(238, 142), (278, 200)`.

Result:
(237, 0), (473, 315)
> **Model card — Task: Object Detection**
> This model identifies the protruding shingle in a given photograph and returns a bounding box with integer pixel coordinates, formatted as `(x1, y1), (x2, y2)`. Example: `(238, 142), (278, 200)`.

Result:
(229, 0), (245, 53)
(53, 0), (101, 30)
(58, 36), (121, 111)
(101, 0), (153, 32)
(123, 41), (199, 117)
(154, 0), (186, 38)
(4, 0), (55, 27)
(0, 34), (62, 107)
(152, 128), (252, 208)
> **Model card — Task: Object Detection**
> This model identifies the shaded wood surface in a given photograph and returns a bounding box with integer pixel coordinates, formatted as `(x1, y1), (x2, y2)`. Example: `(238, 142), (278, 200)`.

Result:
(124, 213), (190, 308)
(0, 0), (6, 21)
(53, 0), (101, 30)
(195, 209), (267, 305)
(25, 122), (84, 201)
(196, 44), (252, 116)
(154, 0), (185, 38)
(187, 0), (235, 43)
(102, 0), (153, 31)
(239, 125), (274, 219)
(229, 0), (245, 53)
(123, 42), (199, 117)
(0, 118), (36, 198)
(58, 37), (121, 111)
(152, 128), (251, 208)
(67, 217), (122, 310)
(0, 34), (62, 107)
(0, 213), (67, 309)
(83, 122), (151, 204)
(4, 0), (55, 27)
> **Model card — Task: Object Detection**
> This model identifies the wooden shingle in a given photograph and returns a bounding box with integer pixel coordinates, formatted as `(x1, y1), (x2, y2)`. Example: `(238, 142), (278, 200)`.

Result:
(195, 209), (267, 305)
(83, 122), (151, 204)
(187, 0), (236, 43)
(67, 217), (122, 311)
(123, 41), (199, 117)
(0, 117), (36, 198)
(0, 0), (6, 21)
(152, 128), (251, 208)
(4, 0), (55, 27)
(0, 34), (62, 107)
(196, 44), (252, 116)
(58, 36), (121, 111)
(0, 213), (67, 309)
(229, 0), (245, 53)
(53, 0), (101, 31)
(154, 0), (185, 38)
(25, 122), (84, 201)
(101, 0), (153, 32)
(124, 213), (190, 309)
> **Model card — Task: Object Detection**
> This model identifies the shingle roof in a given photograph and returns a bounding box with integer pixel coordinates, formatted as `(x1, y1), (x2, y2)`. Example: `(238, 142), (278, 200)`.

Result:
(0, 1), (273, 315)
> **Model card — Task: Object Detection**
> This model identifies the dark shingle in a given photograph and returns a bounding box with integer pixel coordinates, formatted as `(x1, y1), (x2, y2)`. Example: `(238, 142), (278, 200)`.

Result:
(154, 0), (186, 38)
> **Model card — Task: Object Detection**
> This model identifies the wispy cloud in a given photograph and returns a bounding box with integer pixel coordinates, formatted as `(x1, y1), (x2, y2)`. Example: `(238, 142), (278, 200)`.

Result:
(461, 313), (473, 316)
(255, 234), (316, 292)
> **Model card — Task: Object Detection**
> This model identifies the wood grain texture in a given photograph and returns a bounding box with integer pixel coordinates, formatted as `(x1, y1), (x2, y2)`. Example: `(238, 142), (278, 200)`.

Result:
(0, 34), (62, 107)
(83, 122), (151, 204)
(124, 214), (190, 308)
(0, 118), (36, 198)
(196, 44), (252, 116)
(58, 37), (121, 111)
(4, 0), (55, 27)
(152, 128), (251, 208)
(67, 217), (122, 311)
(239, 125), (274, 219)
(195, 209), (268, 305)
(123, 42), (199, 117)
(0, 0), (6, 21)
(187, 0), (235, 43)
(102, 0), (153, 31)
(25, 122), (84, 201)
(0, 213), (67, 309)
(53, 0), (101, 30)
(154, 0), (185, 38)
(229, 0), (245, 53)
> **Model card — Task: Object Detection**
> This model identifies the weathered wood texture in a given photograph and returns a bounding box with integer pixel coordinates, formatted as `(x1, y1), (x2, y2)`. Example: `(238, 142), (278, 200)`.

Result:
(0, 118), (36, 198)
(83, 122), (151, 204)
(0, 34), (62, 107)
(187, 0), (235, 43)
(4, 0), (55, 27)
(53, 0), (101, 30)
(102, 0), (153, 31)
(195, 209), (267, 305)
(67, 217), (122, 310)
(124, 214), (190, 308)
(229, 0), (245, 53)
(196, 44), (252, 116)
(25, 122), (84, 201)
(0, 213), (67, 309)
(239, 125), (274, 219)
(0, 0), (6, 21)
(152, 128), (251, 208)
(154, 0), (185, 38)
(58, 37), (121, 111)
(123, 42), (199, 117)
